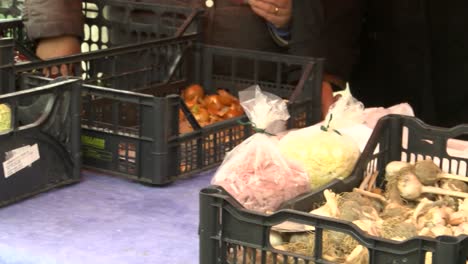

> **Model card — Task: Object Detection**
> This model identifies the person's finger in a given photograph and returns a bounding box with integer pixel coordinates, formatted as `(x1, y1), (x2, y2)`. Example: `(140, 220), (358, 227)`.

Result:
(42, 68), (50, 78)
(253, 0), (290, 9)
(50, 66), (60, 78)
(251, 6), (290, 28)
(250, 0), (279, 15)
(60, 64), (69, 77)
(250, 0), (291, 27)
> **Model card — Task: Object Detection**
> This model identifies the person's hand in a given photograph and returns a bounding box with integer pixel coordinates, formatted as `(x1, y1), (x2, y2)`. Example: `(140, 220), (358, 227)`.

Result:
(35, 35), (81, 77)
(249, 0), (292, 29)
(321, 81), (342, 119)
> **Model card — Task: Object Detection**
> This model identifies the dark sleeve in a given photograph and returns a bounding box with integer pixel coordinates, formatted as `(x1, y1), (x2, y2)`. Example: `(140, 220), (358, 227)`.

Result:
(23, 0), (84, 41)
(289, 0), (364, 82)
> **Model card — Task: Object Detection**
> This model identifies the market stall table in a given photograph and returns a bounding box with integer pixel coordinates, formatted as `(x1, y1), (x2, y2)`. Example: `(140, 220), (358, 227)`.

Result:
(0, 169), (215, 264)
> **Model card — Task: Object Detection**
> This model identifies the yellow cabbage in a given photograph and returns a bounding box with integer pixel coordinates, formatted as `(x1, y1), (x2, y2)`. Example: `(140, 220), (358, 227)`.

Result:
(279, 129), (360, 189)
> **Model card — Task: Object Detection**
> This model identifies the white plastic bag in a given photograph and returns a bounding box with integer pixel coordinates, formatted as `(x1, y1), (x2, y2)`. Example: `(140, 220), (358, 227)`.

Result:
(325, 87), (365, 129)
(211, 85), (311, 213)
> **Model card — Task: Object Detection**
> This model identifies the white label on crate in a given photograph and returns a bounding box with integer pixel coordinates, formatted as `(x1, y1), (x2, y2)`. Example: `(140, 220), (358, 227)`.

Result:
(5, 145), (31, 161)
(3, 144), (40, 178)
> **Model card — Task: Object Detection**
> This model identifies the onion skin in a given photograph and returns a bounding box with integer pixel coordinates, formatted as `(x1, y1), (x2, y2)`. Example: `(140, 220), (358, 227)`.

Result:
(191, 105), (210, 123)
(449, 211), (468, 226)
(204, 95), (223, 110)
(397, 171), (423, 200)
(225, 105), (244, 119)
(430, 225), (453, 237)
(183, 84), (204, 101)
(217, 89), (237, 105)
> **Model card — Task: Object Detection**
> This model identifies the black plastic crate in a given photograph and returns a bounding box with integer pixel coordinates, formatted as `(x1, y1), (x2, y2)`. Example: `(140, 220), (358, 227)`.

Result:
(78, 42), (323, 185)
(81, 0), (203, 50)
(0, 18), (36, 64)
(199, 115), (468, 264)
(0, 0), (23, 19)
(0, 0), (203, 62)
(0, 76), (82, 207)
(0, 33), (198, 94)
(200, 186), (468, 264)
(2, 33), (323, 185)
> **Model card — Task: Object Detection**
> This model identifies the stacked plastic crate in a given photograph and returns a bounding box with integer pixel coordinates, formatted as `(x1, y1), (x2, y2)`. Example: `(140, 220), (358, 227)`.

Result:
(0, 0), (203, 206)
(0, 1), (323, 189)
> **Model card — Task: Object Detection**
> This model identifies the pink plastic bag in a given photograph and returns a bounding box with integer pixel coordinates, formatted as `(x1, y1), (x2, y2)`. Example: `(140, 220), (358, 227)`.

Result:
(211, 85), (311, 213)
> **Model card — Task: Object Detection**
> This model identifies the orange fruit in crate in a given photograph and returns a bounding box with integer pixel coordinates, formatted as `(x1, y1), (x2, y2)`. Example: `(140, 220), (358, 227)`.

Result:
(183, 84), (204, 101)
(225, 103), (244, 119)
(204, 94), (223, 110)
(191, 105), (210, 123)
(217, 89), (238, 105)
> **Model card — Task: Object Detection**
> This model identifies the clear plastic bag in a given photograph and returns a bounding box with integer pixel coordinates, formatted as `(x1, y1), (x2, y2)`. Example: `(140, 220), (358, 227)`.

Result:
(211, 85), (311, 213)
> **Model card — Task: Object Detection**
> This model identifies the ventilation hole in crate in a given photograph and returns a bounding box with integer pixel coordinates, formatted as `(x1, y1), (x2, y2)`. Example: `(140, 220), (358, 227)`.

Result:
(81, 42), (90, 53)
(101, 26), (109, 43)
(0, 103), (11, 133)
(401, 152), (408, 162)
(81, 61), (90, 79)
(458, 160), (467, 176)
(101, 5), (124, 23)
(425, 252), (435, 263)
(90, 43), (99, 52)
(204, 133), (217, 166)
(83, 24), (90, 41)
(421, 139), (434, 145)
(443, 159), (467, 176)
(180, 139), (198, 174)
(438, 158), (457, 176)
(447, 136), (468, 158)
(91, 25), (100, 43)
(416, 154), (425, 162)
(402, 126), (409, 149)
(118, 142), (136, 175)
(83, 2), (99, 18)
